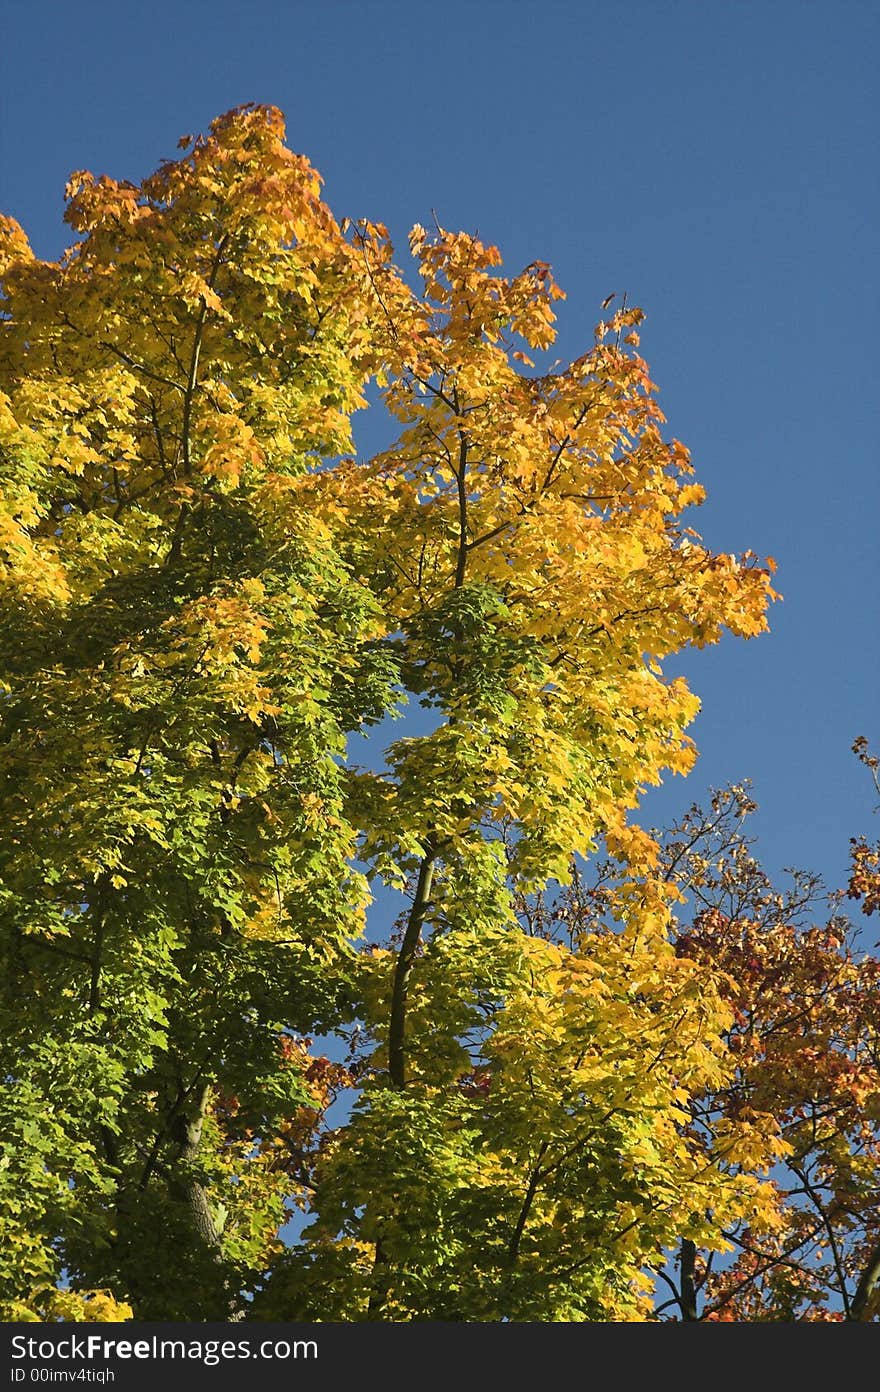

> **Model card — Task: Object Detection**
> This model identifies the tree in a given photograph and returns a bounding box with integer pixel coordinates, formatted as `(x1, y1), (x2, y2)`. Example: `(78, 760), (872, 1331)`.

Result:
(535, 758), (880, 1321)
(0, 105), (783, 1322)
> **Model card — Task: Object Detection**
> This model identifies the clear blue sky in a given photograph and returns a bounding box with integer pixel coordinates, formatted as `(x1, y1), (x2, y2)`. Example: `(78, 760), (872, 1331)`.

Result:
(2, 0), (877, 903)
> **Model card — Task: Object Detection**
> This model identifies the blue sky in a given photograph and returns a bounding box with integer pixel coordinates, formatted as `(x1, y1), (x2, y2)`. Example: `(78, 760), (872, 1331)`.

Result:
(2, 0), (877, 906)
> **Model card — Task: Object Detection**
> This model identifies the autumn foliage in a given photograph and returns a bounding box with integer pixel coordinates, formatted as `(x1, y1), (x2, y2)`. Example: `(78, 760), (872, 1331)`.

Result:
(0, 105), (876, 1322)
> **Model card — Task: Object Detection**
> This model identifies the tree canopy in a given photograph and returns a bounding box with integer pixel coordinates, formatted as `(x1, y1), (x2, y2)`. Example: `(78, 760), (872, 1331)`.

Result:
(1, 104), (876, 1323)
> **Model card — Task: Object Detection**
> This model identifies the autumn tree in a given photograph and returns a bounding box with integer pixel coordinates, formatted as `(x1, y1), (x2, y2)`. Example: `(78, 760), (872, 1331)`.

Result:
(533, 755), (880, 1321)
(1, 105), (781, 1322)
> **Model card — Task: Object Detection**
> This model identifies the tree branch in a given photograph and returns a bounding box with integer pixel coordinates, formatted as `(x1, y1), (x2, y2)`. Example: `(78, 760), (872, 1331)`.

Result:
(179, 236), (229, 477)
(454, 429), (469, 589)
(507, 1141), (549, 1266)
(851, 1240), (880, 1320)
(388, 840), (437, 1088)
(679, 1237), (698, 1320)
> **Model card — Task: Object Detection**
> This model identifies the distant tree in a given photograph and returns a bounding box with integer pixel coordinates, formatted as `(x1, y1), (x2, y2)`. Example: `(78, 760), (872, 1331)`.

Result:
(1, 106), (789, 1322)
